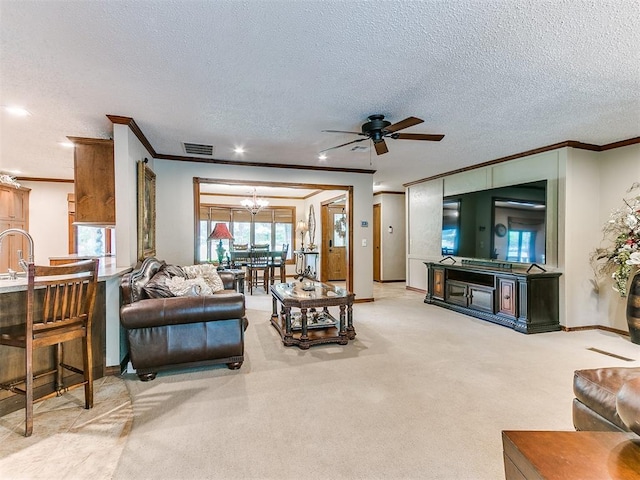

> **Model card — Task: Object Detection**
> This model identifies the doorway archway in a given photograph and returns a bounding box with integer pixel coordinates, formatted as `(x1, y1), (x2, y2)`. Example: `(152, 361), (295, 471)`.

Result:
(193, 178), (353, 292)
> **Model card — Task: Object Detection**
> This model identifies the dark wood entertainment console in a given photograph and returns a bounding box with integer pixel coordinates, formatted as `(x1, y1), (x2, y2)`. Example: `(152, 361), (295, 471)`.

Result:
(424, 261), (561, 333)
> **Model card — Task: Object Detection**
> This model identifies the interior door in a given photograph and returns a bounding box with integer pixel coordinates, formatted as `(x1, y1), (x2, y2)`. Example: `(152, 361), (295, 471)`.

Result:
(322, 203), (347, 282)
(373, 203), (381, 282)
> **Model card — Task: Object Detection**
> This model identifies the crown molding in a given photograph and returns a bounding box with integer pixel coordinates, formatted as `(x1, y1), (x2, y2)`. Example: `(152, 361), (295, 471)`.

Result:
(15, 177), (74, 183)
(374, 191), (405, 196)
(404, 137), (640, 187)
(107, 115), (157, 157)
(107, 115), (376, 175)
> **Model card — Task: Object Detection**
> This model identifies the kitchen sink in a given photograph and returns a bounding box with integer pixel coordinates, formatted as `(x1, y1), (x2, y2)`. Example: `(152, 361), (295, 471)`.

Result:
(0, 271), (27, 280)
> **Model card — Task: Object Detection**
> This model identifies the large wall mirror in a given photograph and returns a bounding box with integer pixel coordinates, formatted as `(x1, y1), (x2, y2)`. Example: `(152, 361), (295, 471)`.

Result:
(193, 178), (354, 290)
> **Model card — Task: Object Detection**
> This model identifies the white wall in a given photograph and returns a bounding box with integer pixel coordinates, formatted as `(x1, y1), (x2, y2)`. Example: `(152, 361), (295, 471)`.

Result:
(153, 159), (374, 301)
(406, 178), (443, 290)
(563, 148), (601, 328)
(113, 124), (153, 267)
(594, 144), (640, 331)
(20, 180), (73, 264)
(374, 193), (406, 281)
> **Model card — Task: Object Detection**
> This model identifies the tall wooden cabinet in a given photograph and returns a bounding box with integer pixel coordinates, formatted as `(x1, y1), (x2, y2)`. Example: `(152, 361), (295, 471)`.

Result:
(69, 137), (115, 225)
(0, 184), (30, 272)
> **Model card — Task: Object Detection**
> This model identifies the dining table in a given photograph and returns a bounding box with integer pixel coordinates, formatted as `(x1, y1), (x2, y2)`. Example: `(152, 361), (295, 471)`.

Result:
(228, 249), (285, 285)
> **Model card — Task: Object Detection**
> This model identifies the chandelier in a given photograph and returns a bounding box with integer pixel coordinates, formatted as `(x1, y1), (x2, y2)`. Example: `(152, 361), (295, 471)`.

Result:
(240, 188), (269, 215)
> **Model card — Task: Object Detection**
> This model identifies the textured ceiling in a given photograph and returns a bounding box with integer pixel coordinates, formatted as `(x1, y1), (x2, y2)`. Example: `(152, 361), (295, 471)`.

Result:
(1, 0), (639, 191)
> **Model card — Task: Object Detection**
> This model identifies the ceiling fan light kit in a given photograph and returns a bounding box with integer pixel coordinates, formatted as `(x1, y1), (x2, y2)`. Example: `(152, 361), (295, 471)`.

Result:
(321, 114), (444, 155)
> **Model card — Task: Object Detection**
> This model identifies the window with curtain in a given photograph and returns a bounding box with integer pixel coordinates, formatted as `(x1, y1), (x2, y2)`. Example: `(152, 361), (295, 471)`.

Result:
(199, 205), (294, 262)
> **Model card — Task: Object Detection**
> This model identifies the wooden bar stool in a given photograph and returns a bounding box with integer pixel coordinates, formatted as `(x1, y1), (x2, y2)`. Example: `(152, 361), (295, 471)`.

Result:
(0, 259), (99, 436)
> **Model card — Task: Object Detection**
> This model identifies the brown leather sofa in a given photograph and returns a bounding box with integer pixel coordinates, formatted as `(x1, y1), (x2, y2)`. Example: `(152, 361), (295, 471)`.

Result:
(573, 367), (640, 435)
(120, 257), (248, 381)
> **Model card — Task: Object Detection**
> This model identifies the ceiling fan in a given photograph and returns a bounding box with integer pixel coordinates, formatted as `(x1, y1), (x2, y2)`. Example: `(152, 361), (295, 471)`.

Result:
(321, 114), (444, 155)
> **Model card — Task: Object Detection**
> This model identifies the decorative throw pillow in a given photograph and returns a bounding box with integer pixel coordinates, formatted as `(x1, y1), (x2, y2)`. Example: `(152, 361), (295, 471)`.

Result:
(166, 276), (214, 297)
(141, 264), (186, 299)
(182, 264), (225, 293)
(143, 270), (175, 299)
(163, 264), (186, 278)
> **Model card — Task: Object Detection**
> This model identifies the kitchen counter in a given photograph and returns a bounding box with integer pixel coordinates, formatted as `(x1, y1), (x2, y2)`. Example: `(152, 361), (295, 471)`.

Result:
(0, 256), (131, 293)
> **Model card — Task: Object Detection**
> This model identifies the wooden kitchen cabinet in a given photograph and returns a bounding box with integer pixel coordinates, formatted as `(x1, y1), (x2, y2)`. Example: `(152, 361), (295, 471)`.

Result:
(0, 184), (30, 272)
(69, 137), (115, 225)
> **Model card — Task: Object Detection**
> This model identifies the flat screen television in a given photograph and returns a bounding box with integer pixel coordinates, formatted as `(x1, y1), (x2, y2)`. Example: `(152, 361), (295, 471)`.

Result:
(441, 180), (547, 264)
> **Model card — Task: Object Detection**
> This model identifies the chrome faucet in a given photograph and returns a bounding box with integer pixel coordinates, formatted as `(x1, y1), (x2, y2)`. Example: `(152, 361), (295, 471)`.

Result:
(0, 228), (35, 272)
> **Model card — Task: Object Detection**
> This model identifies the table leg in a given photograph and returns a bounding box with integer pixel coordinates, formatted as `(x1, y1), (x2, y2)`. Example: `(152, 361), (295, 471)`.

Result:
(338, 304), (348, 344)
(300, 307), (310, 348)
(284, 305), (293, 345)
(271, 294), (278, 321)
(347, 302), (356, 339)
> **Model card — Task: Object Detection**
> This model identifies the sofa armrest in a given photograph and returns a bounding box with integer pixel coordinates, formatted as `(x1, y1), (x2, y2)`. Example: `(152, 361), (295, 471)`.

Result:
(218, 270), (237, 291)
(617, 377), (640, 435)
(120, 292), (245, 329)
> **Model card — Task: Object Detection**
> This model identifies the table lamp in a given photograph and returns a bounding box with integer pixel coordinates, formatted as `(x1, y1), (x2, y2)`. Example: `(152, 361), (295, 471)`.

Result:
(296, 220), (308, 250)
(208, 223), (234, 264)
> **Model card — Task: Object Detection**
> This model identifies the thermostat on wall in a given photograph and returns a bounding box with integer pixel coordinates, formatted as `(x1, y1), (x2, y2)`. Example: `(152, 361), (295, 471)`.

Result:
(361, 221), (368, 227)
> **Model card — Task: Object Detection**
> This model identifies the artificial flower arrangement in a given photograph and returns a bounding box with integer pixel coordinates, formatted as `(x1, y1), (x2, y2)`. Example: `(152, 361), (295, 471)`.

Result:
(591, 182), (640, 297)
(0, 173), (21, 188)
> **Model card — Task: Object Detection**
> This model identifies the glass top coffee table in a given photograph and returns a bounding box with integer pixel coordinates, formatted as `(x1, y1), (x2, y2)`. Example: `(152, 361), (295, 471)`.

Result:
(270, 281), (356, 349)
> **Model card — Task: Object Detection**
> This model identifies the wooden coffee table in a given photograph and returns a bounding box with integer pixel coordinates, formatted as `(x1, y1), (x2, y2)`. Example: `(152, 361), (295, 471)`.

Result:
(270, 281), (355, 349)
(502, 430), (640, 480)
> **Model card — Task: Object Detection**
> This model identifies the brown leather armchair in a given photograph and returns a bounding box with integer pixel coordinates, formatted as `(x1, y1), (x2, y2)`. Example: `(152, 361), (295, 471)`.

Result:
(573, 367), (640, 435)
(120, 257), (248, 381)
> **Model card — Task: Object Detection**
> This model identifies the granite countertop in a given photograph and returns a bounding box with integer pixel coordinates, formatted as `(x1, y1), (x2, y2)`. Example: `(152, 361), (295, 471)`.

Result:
(48, 254), (104, 260)
(0, 257), (132, 293)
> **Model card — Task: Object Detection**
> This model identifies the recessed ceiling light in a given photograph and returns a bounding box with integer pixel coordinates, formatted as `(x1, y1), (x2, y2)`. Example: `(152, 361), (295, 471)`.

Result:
(234, 146), (245, 154)
(318, 154), (327, 161)
(2, 106), (31, 117)
(59, 141), (75, 148)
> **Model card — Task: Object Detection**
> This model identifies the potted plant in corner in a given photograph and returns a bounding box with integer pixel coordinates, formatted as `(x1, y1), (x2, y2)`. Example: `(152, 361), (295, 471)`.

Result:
(591, 182), (640, 344)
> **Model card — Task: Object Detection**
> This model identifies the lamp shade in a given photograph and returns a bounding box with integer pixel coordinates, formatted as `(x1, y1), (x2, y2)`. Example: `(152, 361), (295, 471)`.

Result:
(208, 223), (234, 241)
(296, 221), (308, 233)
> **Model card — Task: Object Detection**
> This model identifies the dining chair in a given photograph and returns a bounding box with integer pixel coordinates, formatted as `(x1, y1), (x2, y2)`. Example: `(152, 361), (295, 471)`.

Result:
(246, 245), (270, 294)
(0, 259), (99, 436)
(269, 243), (289, 284)
(231, 244), (249, 265)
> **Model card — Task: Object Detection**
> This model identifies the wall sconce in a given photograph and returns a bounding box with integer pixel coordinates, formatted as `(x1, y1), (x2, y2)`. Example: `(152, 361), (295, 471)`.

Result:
(388, 226), (393, 234)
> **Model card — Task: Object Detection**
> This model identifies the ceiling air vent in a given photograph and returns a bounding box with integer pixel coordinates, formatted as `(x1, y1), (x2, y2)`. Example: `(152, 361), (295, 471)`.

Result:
(183, 142), (215, 156)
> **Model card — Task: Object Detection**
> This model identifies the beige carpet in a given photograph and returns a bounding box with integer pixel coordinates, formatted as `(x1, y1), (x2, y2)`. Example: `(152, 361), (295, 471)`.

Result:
(111, 284), (639, 480)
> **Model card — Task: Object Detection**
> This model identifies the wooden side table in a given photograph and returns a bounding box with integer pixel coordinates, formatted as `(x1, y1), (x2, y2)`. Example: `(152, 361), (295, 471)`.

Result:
(502, 430), (640, 480)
